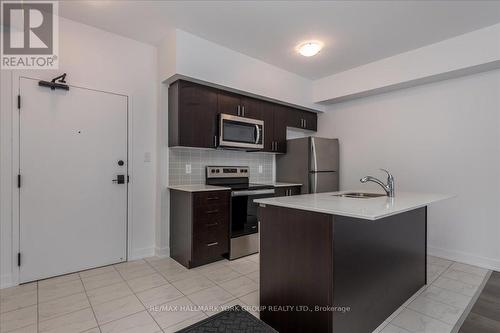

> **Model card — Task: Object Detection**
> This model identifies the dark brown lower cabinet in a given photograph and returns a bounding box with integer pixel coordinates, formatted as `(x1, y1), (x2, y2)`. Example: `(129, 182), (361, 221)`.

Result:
(259, 205), (427, 333)
(170, 190), (230, 268)
(274, 185), (301, 197)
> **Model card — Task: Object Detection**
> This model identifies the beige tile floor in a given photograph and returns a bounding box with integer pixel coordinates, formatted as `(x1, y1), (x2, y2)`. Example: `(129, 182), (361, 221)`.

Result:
(0, 254), (489, 333)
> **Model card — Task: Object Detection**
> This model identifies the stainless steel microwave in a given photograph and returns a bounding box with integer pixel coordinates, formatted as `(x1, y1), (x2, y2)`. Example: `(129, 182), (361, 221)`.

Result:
(219, 114), (264, 150)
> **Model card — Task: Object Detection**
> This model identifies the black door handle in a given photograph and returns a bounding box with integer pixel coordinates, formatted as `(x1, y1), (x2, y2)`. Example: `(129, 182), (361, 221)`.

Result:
(112, 175), (126, 184)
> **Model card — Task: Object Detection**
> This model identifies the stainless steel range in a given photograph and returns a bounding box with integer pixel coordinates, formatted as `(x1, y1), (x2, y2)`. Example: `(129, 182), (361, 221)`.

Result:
(206, 166), (275, 259)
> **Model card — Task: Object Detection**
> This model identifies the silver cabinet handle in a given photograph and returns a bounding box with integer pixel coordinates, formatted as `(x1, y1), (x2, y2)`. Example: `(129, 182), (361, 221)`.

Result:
(242, 106), (245, 117)
(304, 119), (307, 128)
(237, 105), (241, 116)
(207, 242), (219, 247)
(214, 136), (217, 147)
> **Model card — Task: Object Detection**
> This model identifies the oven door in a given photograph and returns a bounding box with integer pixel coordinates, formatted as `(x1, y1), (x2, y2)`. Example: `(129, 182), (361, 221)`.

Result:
(230, 189), (274, 238)
(219, 114), (264, 150)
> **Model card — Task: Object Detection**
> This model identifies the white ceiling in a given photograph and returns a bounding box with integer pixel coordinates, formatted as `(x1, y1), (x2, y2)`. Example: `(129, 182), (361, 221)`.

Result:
(58, 1), (500, 80)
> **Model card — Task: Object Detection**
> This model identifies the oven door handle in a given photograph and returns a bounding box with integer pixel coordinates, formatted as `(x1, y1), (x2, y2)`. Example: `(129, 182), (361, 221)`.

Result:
(231, 189), (275, 197)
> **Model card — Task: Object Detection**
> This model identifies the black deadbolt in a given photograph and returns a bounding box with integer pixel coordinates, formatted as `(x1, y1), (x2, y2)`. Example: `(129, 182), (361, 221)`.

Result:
(118, 160), (124, 166)
(112, 175), (125, 184)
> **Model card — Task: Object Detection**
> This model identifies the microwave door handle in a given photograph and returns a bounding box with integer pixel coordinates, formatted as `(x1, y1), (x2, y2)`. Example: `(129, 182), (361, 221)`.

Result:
(255, 124), (260, 144)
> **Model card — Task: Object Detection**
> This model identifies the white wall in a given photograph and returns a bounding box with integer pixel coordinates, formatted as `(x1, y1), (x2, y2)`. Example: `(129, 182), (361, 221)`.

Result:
(161, 29), (319, 110)
(313, 23), (500, 104)
(317, 69), (500, 270)
(0, 17), (158, 288)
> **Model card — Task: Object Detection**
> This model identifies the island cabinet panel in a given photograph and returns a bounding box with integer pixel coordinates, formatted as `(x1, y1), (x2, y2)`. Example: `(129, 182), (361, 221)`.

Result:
(258, 205), (427, 333)
(170, 189), (230, 268)
(331, 208), (426, 333)
(259, 206), (334, 333)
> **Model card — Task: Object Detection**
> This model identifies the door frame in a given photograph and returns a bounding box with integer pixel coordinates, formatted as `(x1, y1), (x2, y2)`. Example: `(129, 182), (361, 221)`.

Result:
(11, 74), (133, 285)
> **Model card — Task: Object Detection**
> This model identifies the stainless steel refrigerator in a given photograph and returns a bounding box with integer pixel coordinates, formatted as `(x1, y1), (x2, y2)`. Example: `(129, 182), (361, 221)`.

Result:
(276, 137), (339, 193)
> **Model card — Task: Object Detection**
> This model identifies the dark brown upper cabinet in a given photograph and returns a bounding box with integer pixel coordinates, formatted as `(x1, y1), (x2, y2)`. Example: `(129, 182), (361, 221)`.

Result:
(287, 107), (318, 131)
(272, 105), (288, 153)
(217, 91), (240, 116)
(169, 80), (218, 149)
(217, 91), (262, 119)
(168, 79), (318, 152)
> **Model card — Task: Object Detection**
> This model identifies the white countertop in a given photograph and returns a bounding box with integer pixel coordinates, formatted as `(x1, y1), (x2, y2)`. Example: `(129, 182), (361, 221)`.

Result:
(168, 185), (231, 192)
(254, 191), (453, 220)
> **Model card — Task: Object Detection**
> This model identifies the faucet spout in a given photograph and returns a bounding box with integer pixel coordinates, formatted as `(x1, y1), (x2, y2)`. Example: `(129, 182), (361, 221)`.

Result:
(360, 169), (395, 197)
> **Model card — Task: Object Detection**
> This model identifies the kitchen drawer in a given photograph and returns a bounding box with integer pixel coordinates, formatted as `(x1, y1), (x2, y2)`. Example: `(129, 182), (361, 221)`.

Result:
(193, 204), (228, 222)
(192, 230), (228, 265)
(193, 191), (230, 207)
(193, 217), (228, 236)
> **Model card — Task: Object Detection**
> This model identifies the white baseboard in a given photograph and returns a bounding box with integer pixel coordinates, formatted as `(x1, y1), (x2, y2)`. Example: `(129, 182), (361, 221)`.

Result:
(129, 246), (155, 260)
(428, 245), (500, 271)
(0, 274), (14, 289)
(155, 246), (170, 258)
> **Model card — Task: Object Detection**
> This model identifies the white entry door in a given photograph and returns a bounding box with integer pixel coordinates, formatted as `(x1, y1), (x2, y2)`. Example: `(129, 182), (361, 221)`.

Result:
(19, 77), (128, 283)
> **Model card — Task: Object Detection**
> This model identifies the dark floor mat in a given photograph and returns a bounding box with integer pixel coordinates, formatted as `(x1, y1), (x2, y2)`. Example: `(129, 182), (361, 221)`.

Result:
(176, 305), (278, 333)
(458, 271), (500, 333)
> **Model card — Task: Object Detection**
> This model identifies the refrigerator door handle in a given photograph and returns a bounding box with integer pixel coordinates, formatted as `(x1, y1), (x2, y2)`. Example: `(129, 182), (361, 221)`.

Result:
(309, 172), (318, 194)
(311, 137), (318, 172)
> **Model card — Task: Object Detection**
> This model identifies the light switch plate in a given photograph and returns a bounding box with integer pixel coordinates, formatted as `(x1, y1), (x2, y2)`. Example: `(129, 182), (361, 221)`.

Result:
(258, 165), (263, 173)
(185, 164), (192, 174)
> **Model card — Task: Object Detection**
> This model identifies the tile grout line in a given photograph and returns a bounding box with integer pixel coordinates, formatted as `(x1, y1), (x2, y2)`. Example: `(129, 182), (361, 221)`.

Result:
(115, 259), (166, 332)
(37, 282), (39, 333)
(388, 259), (478, 332)
(79, 271), (103, 333)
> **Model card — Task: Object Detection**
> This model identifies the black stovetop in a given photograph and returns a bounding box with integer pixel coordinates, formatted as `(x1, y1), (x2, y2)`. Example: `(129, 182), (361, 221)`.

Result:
(206, 177), (273, 191)
(225, 183), (274, 191)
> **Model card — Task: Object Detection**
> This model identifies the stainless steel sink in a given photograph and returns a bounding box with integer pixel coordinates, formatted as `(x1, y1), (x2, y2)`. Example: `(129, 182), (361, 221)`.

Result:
(333, 192), (386, 199)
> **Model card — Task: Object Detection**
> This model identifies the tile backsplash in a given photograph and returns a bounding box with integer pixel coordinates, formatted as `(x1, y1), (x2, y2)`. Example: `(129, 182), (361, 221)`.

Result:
(169, 148), (274, 185)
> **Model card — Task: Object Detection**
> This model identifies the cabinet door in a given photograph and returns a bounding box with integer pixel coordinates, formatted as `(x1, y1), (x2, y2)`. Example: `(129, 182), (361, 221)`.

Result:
(289, 186), (301, 196)
(179, 81), (218, 148)
(286, 108), (304, 129)
(218, 91), (241, 116)
(261, 101), (275, 152)
(273, 105), (287, 153)
(302, 111), (317, 131)
(241, 97), (262, 120)
(274, 187), (287, 197)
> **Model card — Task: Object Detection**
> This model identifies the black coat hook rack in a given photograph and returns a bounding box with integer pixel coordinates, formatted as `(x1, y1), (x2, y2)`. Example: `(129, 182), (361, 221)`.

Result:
(39, 73), (70, 91)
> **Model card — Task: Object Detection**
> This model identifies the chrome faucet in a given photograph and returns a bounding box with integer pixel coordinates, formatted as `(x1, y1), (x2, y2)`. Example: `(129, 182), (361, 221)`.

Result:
(360, 169), (395, 197)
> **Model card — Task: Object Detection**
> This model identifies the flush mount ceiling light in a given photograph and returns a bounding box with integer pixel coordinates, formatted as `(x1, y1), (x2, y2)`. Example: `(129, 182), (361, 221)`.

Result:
(297, 41), (323, 57)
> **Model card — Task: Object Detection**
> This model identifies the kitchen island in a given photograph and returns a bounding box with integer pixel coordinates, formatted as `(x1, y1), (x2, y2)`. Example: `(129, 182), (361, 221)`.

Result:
(254, 191), (451, 333)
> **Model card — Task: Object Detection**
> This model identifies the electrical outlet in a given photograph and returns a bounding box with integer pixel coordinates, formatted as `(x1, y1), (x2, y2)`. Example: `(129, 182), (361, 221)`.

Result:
(185, 164), (192, 174)
(258, 165), (263, 174)
(144, 152), (151, 162)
